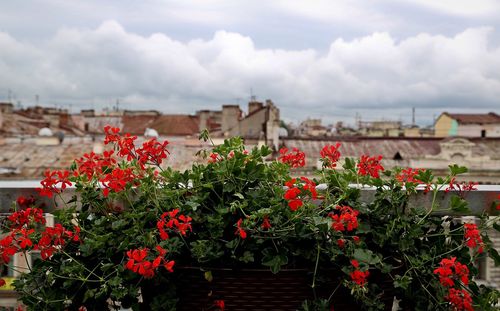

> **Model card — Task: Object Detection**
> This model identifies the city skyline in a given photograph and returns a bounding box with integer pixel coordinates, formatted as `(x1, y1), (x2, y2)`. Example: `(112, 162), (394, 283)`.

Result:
(1, 1), (500, 125)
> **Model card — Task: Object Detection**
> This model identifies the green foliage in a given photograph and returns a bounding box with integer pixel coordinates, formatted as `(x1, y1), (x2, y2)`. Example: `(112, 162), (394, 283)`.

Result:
(5, 133), (499, 311)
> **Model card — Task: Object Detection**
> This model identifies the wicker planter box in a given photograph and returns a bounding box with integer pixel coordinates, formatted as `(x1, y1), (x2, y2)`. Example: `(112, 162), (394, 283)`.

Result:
(171, 268), (394, 311)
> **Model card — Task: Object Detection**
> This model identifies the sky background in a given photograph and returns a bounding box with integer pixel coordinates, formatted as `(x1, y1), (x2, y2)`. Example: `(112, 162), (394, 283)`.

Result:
(1, 0), (500, 126)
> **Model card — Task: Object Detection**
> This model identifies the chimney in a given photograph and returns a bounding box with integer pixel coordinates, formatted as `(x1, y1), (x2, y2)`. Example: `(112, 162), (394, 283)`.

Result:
(248, 101), (263, 115)
(221, 105), (241, 134)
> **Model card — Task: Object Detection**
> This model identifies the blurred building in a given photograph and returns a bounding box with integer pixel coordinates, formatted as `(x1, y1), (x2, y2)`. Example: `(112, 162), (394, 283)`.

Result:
(435, 112), (500, 137)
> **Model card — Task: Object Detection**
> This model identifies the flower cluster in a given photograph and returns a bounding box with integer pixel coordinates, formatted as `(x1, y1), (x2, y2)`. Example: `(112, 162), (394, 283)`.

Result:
(235, 218), (247, 239)
(329, 205), (359, 232)
(0, 206), (80, 287)
(357, 155), (384, 178)
(278, 147), (306, 168)
(433, 257), (474, 310)
(37, 169), (73, 198)
(125, 246), (175, 279)
(445, 288), (473, 311)
(349, 259), (369, 286)
(445, 178), (478, 198)
(433, 257), (470, 287)
(37, 224), (80, 259)
(463, 223), (484, 254)
(157, 209), (193, 240)
(395, 167), (424, 184)
(320, 143), (341, 168)
(283, 177), (317, 211)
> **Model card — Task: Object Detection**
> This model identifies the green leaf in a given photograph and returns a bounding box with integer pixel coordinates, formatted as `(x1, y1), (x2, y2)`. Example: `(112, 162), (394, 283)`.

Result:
(239, 251), (255, 263)
(450, 196), (470, 212)
(262, 254), (288, 274)
(186, 201), (200, 211)
(493, 222), (500, 233)
(353, 249), (380, 265)
(449, 164), (468, 175)
(111, 219), (128, 230)
(489, 248), (500, 266)
(343, 157), (355, 170)
(394, 275), (413, 290)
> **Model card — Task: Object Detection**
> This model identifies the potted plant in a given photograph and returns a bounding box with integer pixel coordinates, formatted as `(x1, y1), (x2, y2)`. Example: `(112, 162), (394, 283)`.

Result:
(0, 127), (499, 310)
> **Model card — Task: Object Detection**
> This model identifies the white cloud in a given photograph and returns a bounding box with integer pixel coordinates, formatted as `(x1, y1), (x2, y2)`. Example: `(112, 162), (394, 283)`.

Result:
(0, 21), (499, 124)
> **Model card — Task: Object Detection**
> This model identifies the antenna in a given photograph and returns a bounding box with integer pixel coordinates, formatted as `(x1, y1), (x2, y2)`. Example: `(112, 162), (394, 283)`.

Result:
(412, 107), (415, 126)
(115, 99), (120, 111)
(250, 88), (256, 102)
(35, 94), (39, 106)
(7, 89), (12, 103)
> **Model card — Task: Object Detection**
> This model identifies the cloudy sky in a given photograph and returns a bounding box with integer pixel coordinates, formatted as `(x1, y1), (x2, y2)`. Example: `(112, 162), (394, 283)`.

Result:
(1, 0), (500, 125)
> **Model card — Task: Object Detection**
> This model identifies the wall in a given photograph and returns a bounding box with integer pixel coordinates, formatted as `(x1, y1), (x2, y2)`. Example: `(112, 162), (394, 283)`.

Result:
(434, 114), (456, 137)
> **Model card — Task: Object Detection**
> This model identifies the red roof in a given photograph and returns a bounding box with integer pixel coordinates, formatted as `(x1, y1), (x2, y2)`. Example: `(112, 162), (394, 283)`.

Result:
(445, 112), (500, 124)
(122, 115), (157, 134)
(122, 115), (200, 136)
(150, 115), (200, 136)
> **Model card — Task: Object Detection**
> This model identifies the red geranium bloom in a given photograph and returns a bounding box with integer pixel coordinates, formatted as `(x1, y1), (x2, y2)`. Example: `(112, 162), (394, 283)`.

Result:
(278, 147), (306, 168)
(396, 168), (423, 184)
(357, 155), (384, 178)
(463, 223), (484, 253)
(350, 270), (369, 286)
(329, 205), (359, 232)
(235, 219), (247, 239)
(261, 216), (271, 230)
(320, 143), (341, 168)
(433, 257), (470, 287)
(445, 288), (473, 311)
(214, 300), (225, 311)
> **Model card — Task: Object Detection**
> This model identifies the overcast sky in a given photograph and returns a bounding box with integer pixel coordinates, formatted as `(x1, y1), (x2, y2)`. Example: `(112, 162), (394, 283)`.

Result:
(1, 0), (500, 126)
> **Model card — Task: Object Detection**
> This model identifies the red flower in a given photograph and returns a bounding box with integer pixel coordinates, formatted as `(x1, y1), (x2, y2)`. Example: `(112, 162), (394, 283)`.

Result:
(396, 168), (423, 184)
(445, 288), (473, 311)
(278, 147), (306, 168)
(0, 235), (17, 264)
(100, 167), (136, 197)
(208, 153), (220, 163)
(350, 270), (369, 286)
(283, 178), (317, 211)
(352, 236), (360, 244)
(320, 143), (341, 168)
(350, 259), (359, 268)
(288, 199), (303, 211)
(16, 196), (36, 208)
(163, 260), (175, 272)
(125, 248), (155, 278)
(0, 278), (5, 287)
(157, 209), (192, 240)
(337, 239), (345, 248)
(357, 155), (384, 178)
(37, 169), (74, 197)
(235, 218), (247, 239)
(104, 126), (138, 161)
(214, 299), (225, 311)
(284, 187), (301, 200)
(136, 138), (170, 167)
(329, 205), (359, 232)
(463, 223), (484, 253)
(261, 216), (271, 230)
(433, 257), (469, 287)
(8, 207), (45, 230)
